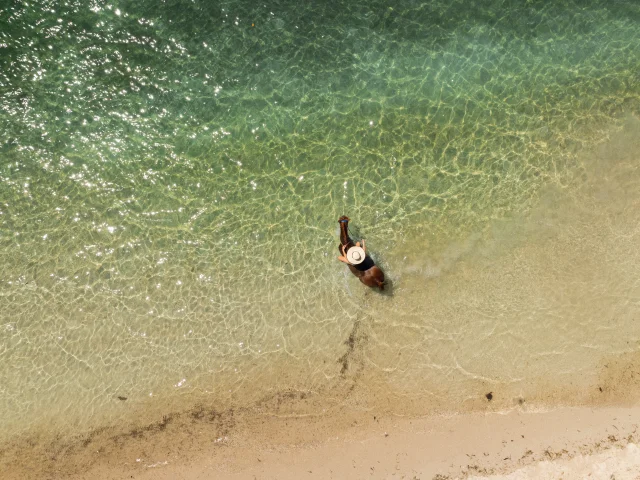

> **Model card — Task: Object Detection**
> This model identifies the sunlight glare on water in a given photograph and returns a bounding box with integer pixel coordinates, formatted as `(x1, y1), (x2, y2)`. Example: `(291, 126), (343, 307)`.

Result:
(0, 0), (639, 446)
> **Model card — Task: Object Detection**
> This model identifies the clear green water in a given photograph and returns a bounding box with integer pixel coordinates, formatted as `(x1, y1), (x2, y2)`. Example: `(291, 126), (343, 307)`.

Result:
(1, 0), (640, 445)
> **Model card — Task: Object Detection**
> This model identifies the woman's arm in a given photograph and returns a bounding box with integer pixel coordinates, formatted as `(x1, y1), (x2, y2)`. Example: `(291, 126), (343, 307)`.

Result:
(338, 244), (351, 264)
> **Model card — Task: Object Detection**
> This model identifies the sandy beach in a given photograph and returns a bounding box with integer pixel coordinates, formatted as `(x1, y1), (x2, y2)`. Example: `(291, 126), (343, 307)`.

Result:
(73, 406), (639, 480)
(131, 408), (640, 480)
(3, 403), (636, 479)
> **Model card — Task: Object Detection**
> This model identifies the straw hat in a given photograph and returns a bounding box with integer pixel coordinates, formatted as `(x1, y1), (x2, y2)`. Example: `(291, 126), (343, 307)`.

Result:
(346, 246), (366, 265)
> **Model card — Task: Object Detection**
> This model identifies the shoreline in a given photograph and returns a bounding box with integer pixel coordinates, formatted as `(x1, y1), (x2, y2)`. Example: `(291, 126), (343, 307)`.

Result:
(76, 404), (640, 480)
(4, 343), (640, 479)
(4, 399), (639, 479)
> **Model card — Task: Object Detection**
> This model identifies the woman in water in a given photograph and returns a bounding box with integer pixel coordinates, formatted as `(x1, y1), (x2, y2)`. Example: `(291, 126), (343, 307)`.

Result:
(337, 216), (385, 290)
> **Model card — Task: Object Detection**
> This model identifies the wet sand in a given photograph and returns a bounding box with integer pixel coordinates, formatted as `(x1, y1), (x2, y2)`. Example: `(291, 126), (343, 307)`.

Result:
(4, 335), (640, 480)
(4, 385), (639, 480)
(59, 405), (640, 480)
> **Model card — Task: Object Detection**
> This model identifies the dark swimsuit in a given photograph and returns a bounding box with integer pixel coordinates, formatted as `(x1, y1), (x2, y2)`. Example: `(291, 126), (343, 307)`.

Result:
(352, 255), (375, 272)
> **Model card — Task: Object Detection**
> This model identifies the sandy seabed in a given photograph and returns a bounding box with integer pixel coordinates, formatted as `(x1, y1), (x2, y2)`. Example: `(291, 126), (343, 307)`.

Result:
(3, 119), (640, 480)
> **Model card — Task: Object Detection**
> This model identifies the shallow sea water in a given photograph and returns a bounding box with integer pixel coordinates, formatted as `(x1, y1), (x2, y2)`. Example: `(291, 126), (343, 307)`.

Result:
(1, 0), (640, 456)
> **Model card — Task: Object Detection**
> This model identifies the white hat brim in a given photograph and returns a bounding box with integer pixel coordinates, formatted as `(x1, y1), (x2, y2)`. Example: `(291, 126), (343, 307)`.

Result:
(346, 246), (366, 265)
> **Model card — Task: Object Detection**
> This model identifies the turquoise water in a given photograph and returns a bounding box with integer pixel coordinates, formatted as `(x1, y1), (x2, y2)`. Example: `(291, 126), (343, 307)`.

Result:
(1, 0), (640, 457)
